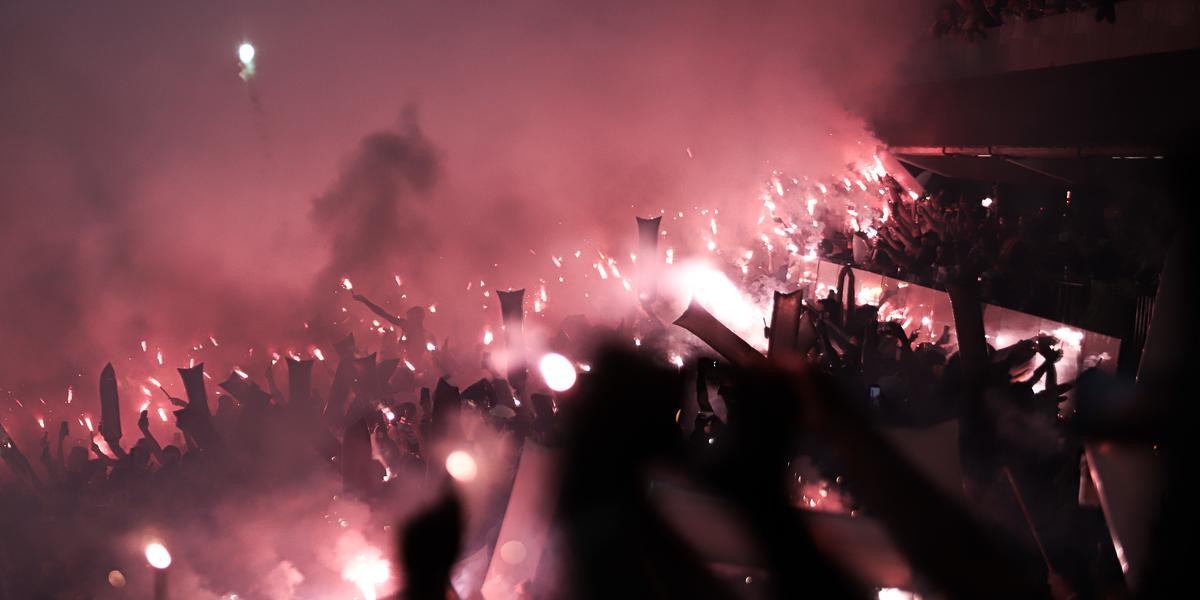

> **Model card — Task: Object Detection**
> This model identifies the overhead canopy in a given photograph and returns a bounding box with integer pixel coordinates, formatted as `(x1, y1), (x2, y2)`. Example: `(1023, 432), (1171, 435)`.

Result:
(863, 49), (1200, 149)
(858, 49), (1199, 185)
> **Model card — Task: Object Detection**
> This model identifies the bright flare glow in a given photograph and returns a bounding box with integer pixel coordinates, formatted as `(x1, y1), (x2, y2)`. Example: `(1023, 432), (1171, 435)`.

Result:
(666, 260), (770, 350)
(341, 277), (353, 290)
(445, 450), (478, 482)
(342, 553), (390, 600)
(981, 197), (993, 208)
(237, 43), (256, 64)
(145, 542), (172, 569)
(482, 327), (494, 345)
(539, 353), (577, 392)
(877, 588), (917, 600)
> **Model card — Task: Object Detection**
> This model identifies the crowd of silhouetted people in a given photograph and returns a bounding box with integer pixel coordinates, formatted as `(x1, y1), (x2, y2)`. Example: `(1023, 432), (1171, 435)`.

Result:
(1, 170), (1190, 598)
(931, 0), (1121, 40)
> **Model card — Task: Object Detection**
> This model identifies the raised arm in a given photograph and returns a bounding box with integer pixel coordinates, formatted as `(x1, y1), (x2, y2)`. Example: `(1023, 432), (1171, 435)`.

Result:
(351, 293), (407, 328)
(138, 410), (165, 465)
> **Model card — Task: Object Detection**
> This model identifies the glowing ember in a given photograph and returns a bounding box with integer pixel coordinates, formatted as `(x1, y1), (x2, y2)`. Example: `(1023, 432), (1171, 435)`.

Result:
(145, 542), (172, 569)
(158, 407), (169, 422)
(341, 277), (354, 290)
(425, 341), (436, 352)
(83, 416), (93, 432)
(539, 353), (577, 392)
(445, 450), (478, 482)
(482, 327), (494, 345)
(148, 377), (162, 387)
(36, 417), (45, 429)
(313, 348), (325, 361)
(403, 359), (416, 371)
(233, 367), (250, 379)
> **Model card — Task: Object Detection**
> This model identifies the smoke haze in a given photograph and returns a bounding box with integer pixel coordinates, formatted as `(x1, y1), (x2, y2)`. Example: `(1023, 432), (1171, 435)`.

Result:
(0, 1), (927, 440)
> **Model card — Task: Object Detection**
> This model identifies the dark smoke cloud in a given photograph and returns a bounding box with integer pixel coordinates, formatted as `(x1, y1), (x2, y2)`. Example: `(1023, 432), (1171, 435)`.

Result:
(310, 106), (441, 301)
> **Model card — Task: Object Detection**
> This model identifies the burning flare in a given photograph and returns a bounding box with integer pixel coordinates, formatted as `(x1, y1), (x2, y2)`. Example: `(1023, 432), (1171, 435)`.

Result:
(145, 542), (172, 569)
(538, 353), (577, 392)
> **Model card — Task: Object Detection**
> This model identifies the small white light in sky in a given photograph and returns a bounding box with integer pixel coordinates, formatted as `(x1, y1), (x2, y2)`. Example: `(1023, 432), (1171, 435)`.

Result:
(981, 197), (993, 207)
(238, 43), (256, 65)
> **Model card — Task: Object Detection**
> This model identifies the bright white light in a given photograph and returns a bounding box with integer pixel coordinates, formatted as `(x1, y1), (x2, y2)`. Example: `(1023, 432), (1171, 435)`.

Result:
(539, 353), (577, 392)
(981, 197), (993, 208)
(877, 588), (917, 600)
(145, 542), (172, 569)
(238, 43), (255, 64)
(666, 260), (770, 350)
(342, 553), (390, 600)
(445, 451), (478, 482)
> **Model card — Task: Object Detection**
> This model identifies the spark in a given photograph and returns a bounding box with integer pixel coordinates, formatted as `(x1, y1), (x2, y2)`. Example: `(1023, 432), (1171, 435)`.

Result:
(209, 335), (220, 347)
(483, 328), (494, 345)
(428, 305), (436, 313)
(67, 386), (73, 404)
(403, 360), (415, 371)
(84, 416), (93, 432)
(981, 197), (993, 207)
(426, 342), (436, 352)
(394, 275), (403, 287)
(158, 408), (169, 422)
(140, 340), (147, 352)
(148, 377), (162, 387)
(156, 351), (163, 366)
(341, 277), (354, 291)
(233, 368), (249, 379)
(36, 417), (44, 429)
(313, 348), (325, 361)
